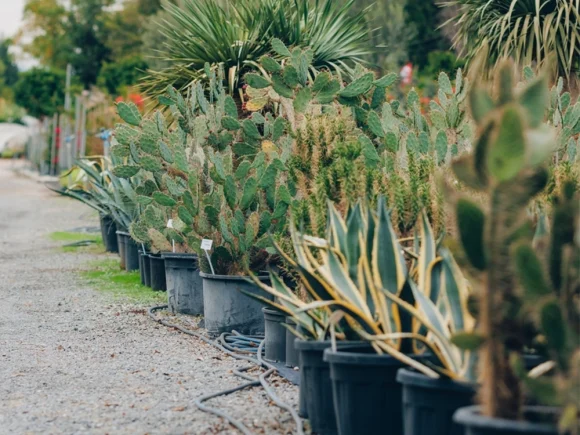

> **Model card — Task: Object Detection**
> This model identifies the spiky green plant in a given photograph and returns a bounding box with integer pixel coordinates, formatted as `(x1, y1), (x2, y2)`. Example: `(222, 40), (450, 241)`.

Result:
(447, 0), (580, 90)
(142, 0), (371, 100)
(449, 60), (558, 420)
(249, 200), (477, 380)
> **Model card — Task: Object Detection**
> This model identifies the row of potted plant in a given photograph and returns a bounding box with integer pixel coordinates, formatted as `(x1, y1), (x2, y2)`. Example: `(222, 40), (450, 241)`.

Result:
(55, 39), (579, 434)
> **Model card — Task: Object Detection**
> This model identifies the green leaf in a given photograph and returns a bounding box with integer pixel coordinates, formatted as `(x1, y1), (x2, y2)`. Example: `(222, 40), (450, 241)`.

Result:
(114, 124), (140, 147)
(282, 65), (299, 88)
(159, 141), (174, 163)
(451, 332), (485, 350)
(112, 165), (140, 179)
(294, 88), (312, 113)
(242, 119), (261, 140)
(469, 88), (494, 123)
(258, 163), (278, 188)
(158, 95), (173, 106)
(435, 130), (448, 164)
(512, 243), (551, 300)
(232, 142), (258, 157)
(312, 72), (332, 92)
(260, 56), (281, 73)
(373, 72), (398, 88)
(140, 156), (163, 173)
(359, 135), (380, 168)
(178, 206), (193, 225)
(367, 110), (384, 137)
(245, 73), (270, 89)
(234, 160), (252, 180)
(339, 73), (374, 98)
(272, 74), (294, 98)
(224, 96), (238, 118)
(438, 72), (453, 94)
(272, 117), (286, 141)
(518, 76), (548, 128)
(240, 177), (257, 210)
(117, 102), (141, 126)
(222, 116), (241, 131)
(541, 301), (567, 357)
(456, 198), (486, 270)
(153, 192), (177, 207)
(271, 38), (291, 57)
(224, 175), (237, 210)
(487, 105), (526, 182)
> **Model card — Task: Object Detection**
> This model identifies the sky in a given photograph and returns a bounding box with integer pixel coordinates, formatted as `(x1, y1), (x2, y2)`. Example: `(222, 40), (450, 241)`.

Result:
(0, 0), (25, 39)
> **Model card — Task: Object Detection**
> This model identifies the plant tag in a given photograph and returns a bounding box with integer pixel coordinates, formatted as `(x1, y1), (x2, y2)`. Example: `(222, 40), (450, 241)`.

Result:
(167, 219), (174, 228)
(201, 239), (213, 250)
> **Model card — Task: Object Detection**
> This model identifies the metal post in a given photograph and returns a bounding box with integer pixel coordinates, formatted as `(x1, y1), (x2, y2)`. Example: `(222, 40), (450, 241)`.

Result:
(50, 113), (58, 176)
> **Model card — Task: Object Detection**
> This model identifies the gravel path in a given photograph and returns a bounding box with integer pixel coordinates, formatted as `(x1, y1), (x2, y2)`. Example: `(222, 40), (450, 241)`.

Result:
(0, 161), (300, 435)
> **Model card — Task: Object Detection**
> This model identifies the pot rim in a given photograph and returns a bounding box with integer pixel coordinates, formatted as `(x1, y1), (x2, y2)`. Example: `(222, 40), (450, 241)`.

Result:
(161, 252), (198, 259)
(324, 347), (425, 366)
(262, 306), (285, 316)
(396, 367), (475, 392)
(453, 405), (559, 433)
(199, 271), (269, 281)
(294, 339), (367, 351)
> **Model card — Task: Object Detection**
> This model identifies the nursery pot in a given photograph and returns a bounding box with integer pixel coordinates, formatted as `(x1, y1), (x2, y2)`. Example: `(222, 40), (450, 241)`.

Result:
(285, 317), (299, 368)
(138, 250), (146, 285)
(142, 252), (151, 287)
(324, 346), (421, 435)
(162, 253), (203, 315)
(296, 340), (367, 435)
(397, 368), (476, 435)
(262, 307), (287, 363)
(99, 214), (118, 253)
(200, 272), (272, 337)
(116, 231), (126, 269)
(453, 406), (560, 435)
(124, 236), (140, 272)
(148, 254), (167, 291)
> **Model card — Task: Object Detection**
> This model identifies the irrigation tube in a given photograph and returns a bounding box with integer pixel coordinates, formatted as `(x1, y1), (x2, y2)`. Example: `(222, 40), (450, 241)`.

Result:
(147, 305), (304, 435)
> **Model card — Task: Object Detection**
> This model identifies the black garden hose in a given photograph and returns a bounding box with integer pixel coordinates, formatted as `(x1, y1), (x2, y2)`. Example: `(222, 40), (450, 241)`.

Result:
(147, 305), (304, 435)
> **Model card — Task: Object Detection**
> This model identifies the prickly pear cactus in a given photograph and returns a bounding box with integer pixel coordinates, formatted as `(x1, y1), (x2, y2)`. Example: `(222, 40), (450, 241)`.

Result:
(450, 61), (557, 421)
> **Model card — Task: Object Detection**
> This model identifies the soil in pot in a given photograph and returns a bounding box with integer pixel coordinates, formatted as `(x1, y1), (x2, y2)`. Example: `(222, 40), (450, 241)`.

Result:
(453, 405), (561, 435)
(163, 253), (203, 315)
(142, 252), (151, 287)
(124, 236), (140, 272)
(116, 231), (126, 269)
(149, 255), (167, 291)
(200, 272), (272, 337)
(285, 317), (299, 368)
(99, 215), (118, 253)
(324, 346), (426, 435)
(296, 340), (368, 435)
(397, 368), (476, 435)
(263, 308), (286, 363)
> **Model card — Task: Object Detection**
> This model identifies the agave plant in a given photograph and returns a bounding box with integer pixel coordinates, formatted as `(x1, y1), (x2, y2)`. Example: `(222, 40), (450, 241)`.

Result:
(142, 0), (371, 100)
(447, 0), (580, 89)
(250, 200), (477, 381)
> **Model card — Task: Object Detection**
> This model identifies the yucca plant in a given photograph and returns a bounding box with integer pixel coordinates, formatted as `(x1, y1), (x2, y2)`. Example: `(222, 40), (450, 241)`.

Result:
(448, 0), (580, 90)
(250, 200), (478, 380)
(142, 0), (371, 100)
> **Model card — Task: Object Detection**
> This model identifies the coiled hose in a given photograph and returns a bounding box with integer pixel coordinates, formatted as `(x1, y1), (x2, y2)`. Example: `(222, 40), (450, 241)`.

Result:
(147, 305), (304, 435)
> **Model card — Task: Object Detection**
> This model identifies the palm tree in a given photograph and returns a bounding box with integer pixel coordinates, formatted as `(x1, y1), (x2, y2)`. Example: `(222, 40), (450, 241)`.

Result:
(447, 0), (580, 90)
(141, 0), (372, 100)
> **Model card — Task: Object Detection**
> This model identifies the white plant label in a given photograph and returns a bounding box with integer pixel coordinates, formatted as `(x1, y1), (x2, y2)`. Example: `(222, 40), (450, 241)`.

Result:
(166, 219), (174, 228)
(201, 239), (213, 250)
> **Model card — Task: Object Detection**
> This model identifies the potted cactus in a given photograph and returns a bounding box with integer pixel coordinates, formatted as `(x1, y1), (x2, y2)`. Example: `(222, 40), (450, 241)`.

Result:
(448, 61), (578, 434)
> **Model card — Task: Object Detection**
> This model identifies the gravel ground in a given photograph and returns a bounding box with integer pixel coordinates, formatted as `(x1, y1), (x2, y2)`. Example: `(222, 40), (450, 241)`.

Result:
(0, 160), (301, 435)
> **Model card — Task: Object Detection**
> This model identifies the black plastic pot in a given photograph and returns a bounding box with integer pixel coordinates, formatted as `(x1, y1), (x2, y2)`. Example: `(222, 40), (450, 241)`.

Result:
(324, 346), (417, 435)
(262, 307), (286, 363)
(124, 236), (140, 272)
(116, 231), (126, 269)
(99, 214), (118, 253)
(163, 253), (203, 315)
(296, 340), (367, 435)
(149, 254), (167, 291)
(200, 273), (272, 336)
(453, 406), (560, 435)
(138, 250), (146, 285)
(397, 368), (476, 435)
(285, 317), (299, 368)
(142, 252), (151, 287)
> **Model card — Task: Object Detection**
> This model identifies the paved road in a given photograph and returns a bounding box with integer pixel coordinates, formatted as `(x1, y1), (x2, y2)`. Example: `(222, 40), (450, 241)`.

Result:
(0, 160), (299, 435)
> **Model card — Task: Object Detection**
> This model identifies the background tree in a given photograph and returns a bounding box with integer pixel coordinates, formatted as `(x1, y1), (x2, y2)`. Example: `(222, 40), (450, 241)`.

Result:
(0, 39), (20, 99)
(13, 68), (65, 118)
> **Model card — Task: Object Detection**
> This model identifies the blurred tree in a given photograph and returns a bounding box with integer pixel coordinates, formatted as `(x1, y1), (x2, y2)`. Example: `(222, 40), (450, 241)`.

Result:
(13, 68), (65, 118)
(0, 40), (20, 88)
(137, 0), (162, 15)
(97, 55), (148, 96)
(104, 0), (146, 60)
